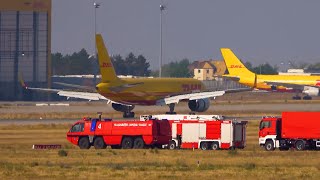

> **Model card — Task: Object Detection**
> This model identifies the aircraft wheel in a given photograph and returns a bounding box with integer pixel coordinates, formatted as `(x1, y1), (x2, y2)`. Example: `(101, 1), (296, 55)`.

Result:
(303, 96), (312, 100)
(292, 96), (301, 100)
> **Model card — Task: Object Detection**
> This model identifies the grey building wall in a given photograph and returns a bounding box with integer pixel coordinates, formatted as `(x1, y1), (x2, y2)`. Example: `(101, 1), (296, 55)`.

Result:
(0, 11), (48, 100)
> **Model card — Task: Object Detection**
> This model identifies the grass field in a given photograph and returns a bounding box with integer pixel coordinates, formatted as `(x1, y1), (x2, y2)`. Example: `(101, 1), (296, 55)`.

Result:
(0, 121), (320, 179)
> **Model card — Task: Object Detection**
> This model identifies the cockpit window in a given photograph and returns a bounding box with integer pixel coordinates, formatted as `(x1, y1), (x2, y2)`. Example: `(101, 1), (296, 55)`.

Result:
(259, 121), (271, 130)
(70, 123), (84, 132)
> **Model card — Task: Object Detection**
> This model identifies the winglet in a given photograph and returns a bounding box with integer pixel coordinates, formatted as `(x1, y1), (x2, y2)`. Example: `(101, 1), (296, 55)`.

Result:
(96, 34), (119, 83)
(18, 73), (28, 89)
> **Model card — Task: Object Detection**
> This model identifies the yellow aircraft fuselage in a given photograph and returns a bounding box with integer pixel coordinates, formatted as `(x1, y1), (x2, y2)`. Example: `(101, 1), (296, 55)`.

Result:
(221, 48), (320, 93)
(241, 74), (320, 92)
(96, 78), (204, 105)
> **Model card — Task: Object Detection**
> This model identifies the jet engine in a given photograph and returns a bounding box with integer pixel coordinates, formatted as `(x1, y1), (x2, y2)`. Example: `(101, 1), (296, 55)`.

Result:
(188, 98), (210, 112)
(112, 103), (135, 112)
(303, 86), (320, 96)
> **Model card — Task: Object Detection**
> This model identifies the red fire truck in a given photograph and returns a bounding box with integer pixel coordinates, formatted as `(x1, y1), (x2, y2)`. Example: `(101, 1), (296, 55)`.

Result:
(259, 112), (320, 151)
(67, 117), (171, 149)
(142, 114), (247, 150)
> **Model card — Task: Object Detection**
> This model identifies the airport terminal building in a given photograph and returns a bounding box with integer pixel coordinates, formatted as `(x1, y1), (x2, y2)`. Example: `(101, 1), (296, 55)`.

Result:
(0, 0), (51, 100)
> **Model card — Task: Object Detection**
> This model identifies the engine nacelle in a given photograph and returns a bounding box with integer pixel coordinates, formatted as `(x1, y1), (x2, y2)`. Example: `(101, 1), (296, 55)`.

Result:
(188, 98), (210, 112)
(303, 86), (320, 96)
(112, 103), (135, 112)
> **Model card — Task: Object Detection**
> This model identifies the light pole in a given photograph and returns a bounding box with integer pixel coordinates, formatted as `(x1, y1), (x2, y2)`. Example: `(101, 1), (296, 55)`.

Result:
(259, 62), (266, 74)
(159, 4), (166, 77)
(93, 2), (100, 84)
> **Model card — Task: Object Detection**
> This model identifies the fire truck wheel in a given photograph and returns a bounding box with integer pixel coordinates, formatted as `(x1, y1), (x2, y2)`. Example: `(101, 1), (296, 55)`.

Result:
(93, 137), (106, 149)
(168, 141), (176, 150)
(211, 142), (219, 150)
(295, 140), (305, 151)
(122, 137), (133, 149)
(200, 142), (209, 150)
(133, 137), (145, 149)
(265, 140), (275, 151)
(78, 137), (90, 149)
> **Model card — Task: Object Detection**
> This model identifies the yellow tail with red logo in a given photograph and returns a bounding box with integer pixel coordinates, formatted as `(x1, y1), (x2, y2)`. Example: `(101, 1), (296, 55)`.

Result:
(221, 48), (257, 87)
(221, 48), (255, 77)
(96, 34), (119, 83)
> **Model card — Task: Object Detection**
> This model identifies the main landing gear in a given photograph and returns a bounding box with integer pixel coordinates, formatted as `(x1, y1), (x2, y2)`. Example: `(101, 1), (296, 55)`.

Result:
(292, 94), (312, 100)
(166, 103), (177, 114)
(123, 111), (135, 118)
(111, 103), (135, 118)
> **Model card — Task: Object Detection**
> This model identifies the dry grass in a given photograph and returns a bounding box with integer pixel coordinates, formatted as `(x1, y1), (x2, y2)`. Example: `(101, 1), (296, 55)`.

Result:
(0, 120), (319, 179)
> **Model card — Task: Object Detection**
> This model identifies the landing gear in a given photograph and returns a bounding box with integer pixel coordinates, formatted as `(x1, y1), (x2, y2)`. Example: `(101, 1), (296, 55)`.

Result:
(303, 95), (312, 100)
(123, 111), (135, 118)
(112, 103), (135, 118)
(292, 93), (302, 100)
(166, 103), (177, 114)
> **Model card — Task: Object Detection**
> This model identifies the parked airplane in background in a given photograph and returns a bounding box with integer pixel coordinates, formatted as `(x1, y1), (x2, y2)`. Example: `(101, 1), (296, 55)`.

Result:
(221, 48), (320, 100)
(23, 34), (248, 118)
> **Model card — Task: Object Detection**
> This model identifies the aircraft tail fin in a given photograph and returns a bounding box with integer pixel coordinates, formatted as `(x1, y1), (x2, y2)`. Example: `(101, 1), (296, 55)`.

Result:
(96, 34), (118, 83)
(221, 48), (255, 77)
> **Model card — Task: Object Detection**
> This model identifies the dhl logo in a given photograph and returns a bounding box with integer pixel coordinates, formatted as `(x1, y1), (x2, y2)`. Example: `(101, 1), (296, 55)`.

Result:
(182, 84), (201, 92)
(230, 65), (243, 68)
(101, 62), (112, 68)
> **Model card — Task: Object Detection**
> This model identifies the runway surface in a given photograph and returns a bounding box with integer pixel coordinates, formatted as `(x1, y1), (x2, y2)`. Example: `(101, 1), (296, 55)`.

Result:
(1, 102), (319, 113)
(0, 101), (319, 125)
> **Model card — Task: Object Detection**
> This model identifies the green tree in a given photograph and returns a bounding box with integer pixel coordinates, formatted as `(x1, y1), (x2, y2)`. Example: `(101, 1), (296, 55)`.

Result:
(111, 53), (151, 76)
(52, 50), (151, 76)
(162, 59), (192, 77)
(52, 49), (92, 75)
(306, 62), (320, 73)
(252, 63), (278, 75)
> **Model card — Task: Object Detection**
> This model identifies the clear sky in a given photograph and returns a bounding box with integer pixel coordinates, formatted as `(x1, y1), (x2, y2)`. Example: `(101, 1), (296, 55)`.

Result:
(52, 0), (320, 69)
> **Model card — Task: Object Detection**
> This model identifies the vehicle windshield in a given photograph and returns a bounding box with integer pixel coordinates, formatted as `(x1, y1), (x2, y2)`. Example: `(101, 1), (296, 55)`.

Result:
(259, 121), (271, 130)
(70, 123), (84, 132)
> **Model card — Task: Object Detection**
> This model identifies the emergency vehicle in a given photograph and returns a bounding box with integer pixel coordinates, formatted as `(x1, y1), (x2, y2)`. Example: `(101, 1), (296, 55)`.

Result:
(141, 114), (247, 150)
(259, 112), (320, 151)
(67, 117), (171, 149)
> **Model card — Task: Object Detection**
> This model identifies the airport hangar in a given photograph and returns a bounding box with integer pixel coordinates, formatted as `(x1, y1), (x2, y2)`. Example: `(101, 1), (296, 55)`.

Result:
(0, 0), (51, 101)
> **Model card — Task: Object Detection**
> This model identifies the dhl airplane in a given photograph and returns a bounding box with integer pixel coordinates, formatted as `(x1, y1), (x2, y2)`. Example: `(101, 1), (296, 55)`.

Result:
(221, 48), (320, 100)
(22, 34), (248, 118)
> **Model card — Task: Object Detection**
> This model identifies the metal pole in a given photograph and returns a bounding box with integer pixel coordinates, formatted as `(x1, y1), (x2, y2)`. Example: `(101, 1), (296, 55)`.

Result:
(159, 5), (165, 77)
(260, 65), (261, 74)
(94, 2), (100, 84)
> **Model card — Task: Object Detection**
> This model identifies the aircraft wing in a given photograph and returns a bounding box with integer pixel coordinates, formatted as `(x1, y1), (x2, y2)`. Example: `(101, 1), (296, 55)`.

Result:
(24, 86), (111, 102)
(156, 88), (251, 105)
(53, 82), (96, 91)
(156, 90), (225, 105)
(57, 91), (109, 101)
(263, 81), (319, 90)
